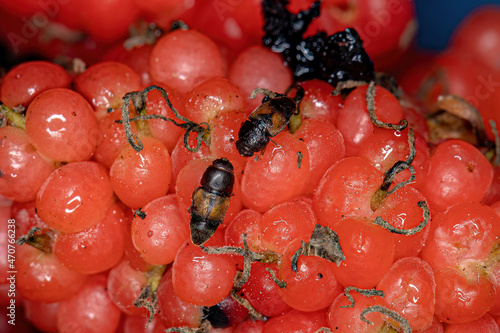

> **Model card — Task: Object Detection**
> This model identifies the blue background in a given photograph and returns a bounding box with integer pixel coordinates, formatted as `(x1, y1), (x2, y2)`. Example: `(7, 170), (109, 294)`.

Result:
(415, 0), (500, 50)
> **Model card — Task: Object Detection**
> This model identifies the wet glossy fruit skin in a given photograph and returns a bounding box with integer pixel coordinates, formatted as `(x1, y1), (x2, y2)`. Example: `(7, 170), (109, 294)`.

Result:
(278, 238), (343, 312)
(330, 216), (395, 289)
(131, 194), (189, 266)
(240, 131), (310, 212)
(36, 161), (114, 233)
(172, 241), (237, 307)
(110, 136), (172, 209)
(157, 268), (204, 328)
(16, 244), (89, 303)
(149, 29), (224, 94)
(74, 62), (142, 116)
(25, 88), (100, 163)
(0, 61), (71, 108)
(0, 126), (55, 202)
(336, 84), (404, 156)
(418, 140), (494, 213)
(3, 1), (500, 332)
(53, 203), (128, 274)
(377, 257), (436, 330)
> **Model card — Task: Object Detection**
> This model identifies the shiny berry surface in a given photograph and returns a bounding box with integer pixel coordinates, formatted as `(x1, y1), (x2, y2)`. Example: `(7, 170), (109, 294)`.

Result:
(36, 161), (114, 233)
(2, 1), (499, 331)
(25, 88), (99, 162)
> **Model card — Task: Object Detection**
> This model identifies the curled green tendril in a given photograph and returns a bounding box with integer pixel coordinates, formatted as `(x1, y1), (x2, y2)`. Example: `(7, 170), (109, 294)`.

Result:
(120, 85), (210, 152)
(374, 201), (430, 236)
(200, 234), (279, 289)
(229, 289), (264, 320)
(371, 128), (417, 211)
(366, 81), (408, 131)
(340, 286), (385, 308)
(265, 267), (287, 289)
(386, 165), (416, 196)
(382, 128), (416, 193)
(360, 305), (411, 333)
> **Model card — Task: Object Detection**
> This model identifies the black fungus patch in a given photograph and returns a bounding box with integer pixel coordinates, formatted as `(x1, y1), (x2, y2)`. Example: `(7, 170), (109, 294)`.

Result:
(262, 0), (375, 86)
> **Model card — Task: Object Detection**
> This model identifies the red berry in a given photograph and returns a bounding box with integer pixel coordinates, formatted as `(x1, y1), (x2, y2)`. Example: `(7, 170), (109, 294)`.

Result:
(0, 126), (55, 202)
(110, 137), (172, 209)
(57, 274), (122, 333)
(52, 203), (127, 274)
(36, 161), (114, 233)
(17, 244), (88, 303)
(25, 88), (99, 162)
(331, 217), (395, 289)
(0, 61), (71, 108)
(241, 131), (310, 212)
(74, 62), (142, 116)
(229, 45), (293, 111)
(184, 77), (246, 124)
(131, 194), (189, 266)
(278, 238), (343, 311)
(450, 6), (500, 70)
(172, 241), (237, 306)
(149, 29), (224, 94)
(377, 257), (436, 330)
(262, 309), (327, 333)
(336, 84), (404, 156)
(418, 140), (493, 213)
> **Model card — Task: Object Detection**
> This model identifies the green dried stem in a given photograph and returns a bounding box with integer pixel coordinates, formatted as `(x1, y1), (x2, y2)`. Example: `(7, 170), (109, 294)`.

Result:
(0, 103), (26, 129)
(360, 305), (411, 333)
(229, 289), (264, 321)
(265, 267), (287, 289)
(133, 265), (167, 328)
(200, 234), (280, 289)
(373, 201), (430, 236)
(366, 81), (408, 131)
(370, 128), (416, 211)
(120, 85), (210, 152)
(339, 286), (385, 309)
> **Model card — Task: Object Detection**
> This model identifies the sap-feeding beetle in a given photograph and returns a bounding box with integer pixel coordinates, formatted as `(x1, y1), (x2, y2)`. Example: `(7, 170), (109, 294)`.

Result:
(235, 87), (303, 157)
(189, 157), (235, 245)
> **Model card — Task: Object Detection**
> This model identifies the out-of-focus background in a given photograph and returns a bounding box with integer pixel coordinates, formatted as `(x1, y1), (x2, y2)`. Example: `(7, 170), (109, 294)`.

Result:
(415, 0), (500, 50)
(1, 0), (499, 64)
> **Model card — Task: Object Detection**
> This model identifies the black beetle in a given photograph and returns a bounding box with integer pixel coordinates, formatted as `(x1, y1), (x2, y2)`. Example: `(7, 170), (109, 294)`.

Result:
(235, 87), (303, 157)
(189, 157), (235, 245)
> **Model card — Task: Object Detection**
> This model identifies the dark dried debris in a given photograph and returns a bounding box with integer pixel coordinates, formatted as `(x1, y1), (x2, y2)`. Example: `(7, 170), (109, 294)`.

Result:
(262, 0), (375, 87)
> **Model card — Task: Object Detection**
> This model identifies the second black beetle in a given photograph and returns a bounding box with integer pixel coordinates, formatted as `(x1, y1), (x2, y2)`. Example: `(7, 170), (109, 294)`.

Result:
(189, 157), (235, 246)
(235, 87), (303, 157)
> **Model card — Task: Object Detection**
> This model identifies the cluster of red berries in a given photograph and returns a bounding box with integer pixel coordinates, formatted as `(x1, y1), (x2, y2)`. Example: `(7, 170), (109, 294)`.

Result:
(1, 1), (500, 333)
